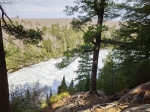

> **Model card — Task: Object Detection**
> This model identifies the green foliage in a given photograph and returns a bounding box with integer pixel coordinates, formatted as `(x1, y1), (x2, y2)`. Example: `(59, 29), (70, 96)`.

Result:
(42, 91), (69, 108)
(4, 22), (83, 71)
(42, 26), (47, 33)
(83, 26), (97, 44)
(112, 0), (150, 87)
(68, 79), (75, 95)
(83, 26), (109, 44)
(10, 85), (43, 112)
(97, 53), (124, 95)
(42, 38), (53, 52)
(59, 0), (121, 70)
(133, 60), (150, 85)
(49, 24), (83, 54)
(113, 53), (150, 88)
(5, 43), (22, 69)
(27, 29), (43, 44)
(5, 43), (44, 70)
(57, 76), (68, 94)
(83, 75), (90, 92)
(3, 24), (43, 44)
(75, 52), (92, 92)
(56, 44), (93, 69)
(60, 0), (122, 94)
(76, 52), (92, 77)
(75, 75), (90, 92)
(50, 92), (69, 104)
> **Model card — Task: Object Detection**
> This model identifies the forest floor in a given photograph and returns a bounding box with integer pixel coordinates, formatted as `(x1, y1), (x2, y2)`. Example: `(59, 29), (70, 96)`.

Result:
(42, 82), (150, 112)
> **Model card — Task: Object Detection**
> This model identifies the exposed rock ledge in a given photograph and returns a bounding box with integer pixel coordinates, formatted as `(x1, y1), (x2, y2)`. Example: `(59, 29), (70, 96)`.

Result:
(42, 82), (150, 112)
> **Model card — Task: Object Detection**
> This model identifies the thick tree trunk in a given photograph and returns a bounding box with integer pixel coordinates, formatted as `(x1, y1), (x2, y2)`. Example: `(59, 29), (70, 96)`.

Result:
(90, 44), (100, 95)
(89, 0), (105, 95)
(0, 20), (10, 112)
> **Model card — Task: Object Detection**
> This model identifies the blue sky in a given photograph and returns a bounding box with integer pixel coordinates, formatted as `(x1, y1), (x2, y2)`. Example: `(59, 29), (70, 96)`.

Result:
(4, 0), (75, 18)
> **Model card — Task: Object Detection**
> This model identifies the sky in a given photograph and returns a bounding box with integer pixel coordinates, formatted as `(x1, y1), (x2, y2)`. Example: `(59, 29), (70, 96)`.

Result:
(4, 0), (123, 19)
(4, 0), (75, 18)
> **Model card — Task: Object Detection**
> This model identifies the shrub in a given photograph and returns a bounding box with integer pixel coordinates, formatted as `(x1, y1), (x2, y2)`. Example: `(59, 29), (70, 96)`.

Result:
(42, 39), (53, 52)
(41, 92), (69, 108)
(50, 92), (69, 103)
(10, 83), (45, 112)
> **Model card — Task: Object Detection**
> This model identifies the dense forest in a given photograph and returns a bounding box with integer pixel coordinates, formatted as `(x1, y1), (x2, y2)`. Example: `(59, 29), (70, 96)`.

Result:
(0, 0), (150, 112)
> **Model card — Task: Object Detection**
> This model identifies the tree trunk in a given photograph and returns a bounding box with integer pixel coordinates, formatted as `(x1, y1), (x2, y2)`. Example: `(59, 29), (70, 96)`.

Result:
(0, 19), (10, 112)
(90, 44), (100, 95)
(89, 0), (105, 95)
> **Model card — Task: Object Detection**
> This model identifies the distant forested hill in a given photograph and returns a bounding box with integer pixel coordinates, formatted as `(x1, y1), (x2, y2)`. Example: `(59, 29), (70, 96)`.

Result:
(10, 18), (119, 28)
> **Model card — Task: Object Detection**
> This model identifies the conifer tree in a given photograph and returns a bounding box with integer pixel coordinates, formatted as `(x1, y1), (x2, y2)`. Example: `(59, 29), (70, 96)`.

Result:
(68, 79), (75, 95)
(75, 52), (92, 92)
(113, 0), (150, 87)
(57, 76), (68, 94)
(57, 0), (121, 95)
(0, 19), (10, 112)
(0, 3), (43, 111)
(97, 53), (123, 95)
(76, 52), (92, 80)
(83, 75), (90, 92)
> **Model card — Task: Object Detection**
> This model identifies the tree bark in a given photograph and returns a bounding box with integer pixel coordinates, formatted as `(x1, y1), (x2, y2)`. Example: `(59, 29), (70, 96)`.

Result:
(0, 19), (10, 112)
(89, 0), (105, 95)
(90, 44), (100, 94)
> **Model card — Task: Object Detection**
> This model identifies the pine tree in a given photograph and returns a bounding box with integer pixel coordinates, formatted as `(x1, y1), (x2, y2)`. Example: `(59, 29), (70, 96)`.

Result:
(83, 75), (90, 92)
(0, 7), (10, 111)
(76, 52), (92, 79)
(57, 76), (68, 94)
(58, 0), (121, 95)
(97, 53), (123, 95)
(113, 0), (150, 87)
(75, 52), (92, 92)
(68, 79), (75, 95)
(0, 4), (43, 111)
